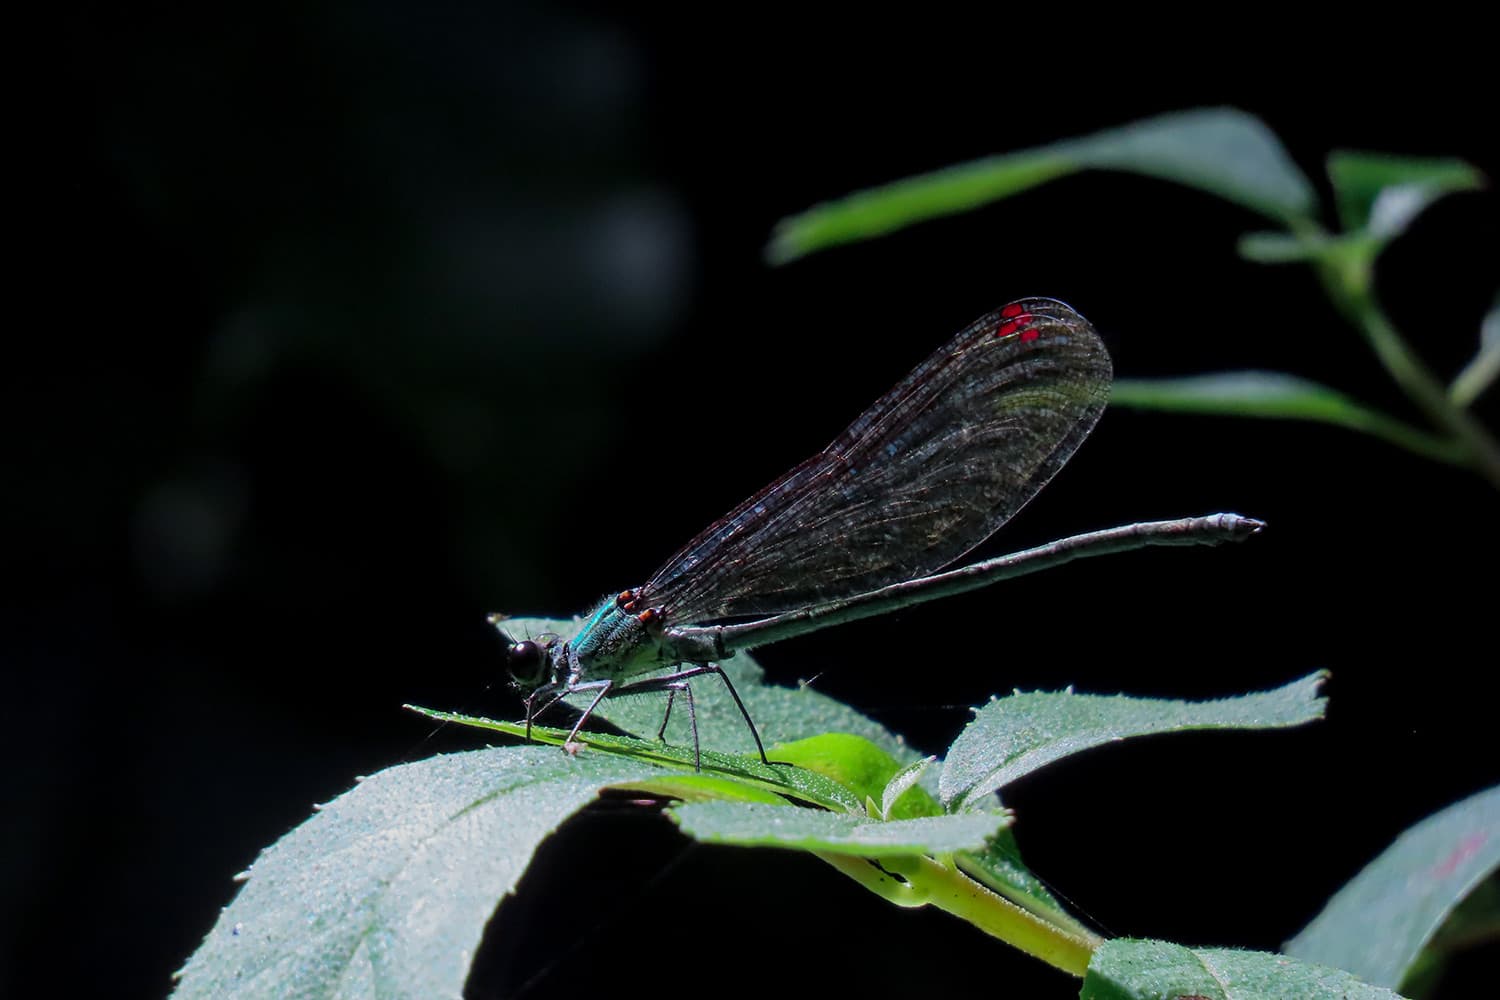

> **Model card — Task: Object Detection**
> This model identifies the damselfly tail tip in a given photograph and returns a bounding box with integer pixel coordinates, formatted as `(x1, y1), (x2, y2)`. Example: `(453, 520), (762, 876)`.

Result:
(1224, 514), (1267, 538)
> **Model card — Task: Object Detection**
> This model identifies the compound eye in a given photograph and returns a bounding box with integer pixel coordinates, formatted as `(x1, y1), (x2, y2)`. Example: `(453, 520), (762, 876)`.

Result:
(507, 640), (547, 687)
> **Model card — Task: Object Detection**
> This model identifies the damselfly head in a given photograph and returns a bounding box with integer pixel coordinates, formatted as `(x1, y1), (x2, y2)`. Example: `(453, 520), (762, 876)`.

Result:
(504, 638), (550, 689)
(488, 614), (554, 690)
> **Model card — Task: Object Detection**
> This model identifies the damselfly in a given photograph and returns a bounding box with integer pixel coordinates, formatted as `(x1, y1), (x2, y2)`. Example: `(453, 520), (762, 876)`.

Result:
(492, 299), (1260, 768)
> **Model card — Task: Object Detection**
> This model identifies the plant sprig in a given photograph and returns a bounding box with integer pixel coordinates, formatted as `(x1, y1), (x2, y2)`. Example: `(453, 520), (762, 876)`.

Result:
(769, 108), (1498, 489)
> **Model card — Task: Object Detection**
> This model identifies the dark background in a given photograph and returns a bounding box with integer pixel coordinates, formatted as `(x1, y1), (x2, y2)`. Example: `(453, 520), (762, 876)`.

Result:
(11, 5), (1497, 997)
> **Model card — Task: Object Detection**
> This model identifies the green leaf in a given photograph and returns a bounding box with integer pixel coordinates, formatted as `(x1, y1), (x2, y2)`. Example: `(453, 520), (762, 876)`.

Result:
(1238, 230), (1340, 263)
(768, 107), (1315, 263)
(1399, 875), (1500, 997)
(171, 748), (666, 1000)
(1284, 785), (1500, 991)
(881, 755), (939, 819)
(669, 799), (1010, 857)
(1327, 151), (1484, 238)
(497, 616), (918, 763)
(767, 732), (907, 803)
(1238, 230), (1384, 265)
(406, 707), (864, 812)
(766, 732), (942, 818)
(1450, 299), (1500, 408)
(1051, 108), (1316, 219)
(939, 672), (1327, 810)
(1082, 939), (1405, 1000)
(1111, 373), (1468, 465)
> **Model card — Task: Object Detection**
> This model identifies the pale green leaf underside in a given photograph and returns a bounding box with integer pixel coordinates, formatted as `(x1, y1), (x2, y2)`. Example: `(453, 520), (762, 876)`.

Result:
(1112, 373), (1467, 465)
(1284, 784), (1500, 990)
(940, 672), (1327, 809)
(768, 107), (1314, 262)
(1325, 151), (1484, 237)
(1083, 939), (1405, 1000)
(670, 799), (1010, 856)
(171, 748), (664, 1000)
(1450, 300), (1500, 408)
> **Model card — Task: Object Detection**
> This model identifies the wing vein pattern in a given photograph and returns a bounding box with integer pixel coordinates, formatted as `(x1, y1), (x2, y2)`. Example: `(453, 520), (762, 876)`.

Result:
(641, 298), (1112, 623)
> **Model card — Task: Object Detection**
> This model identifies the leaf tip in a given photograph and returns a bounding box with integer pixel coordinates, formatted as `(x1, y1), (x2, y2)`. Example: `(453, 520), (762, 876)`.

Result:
(764, 226), (805, 266)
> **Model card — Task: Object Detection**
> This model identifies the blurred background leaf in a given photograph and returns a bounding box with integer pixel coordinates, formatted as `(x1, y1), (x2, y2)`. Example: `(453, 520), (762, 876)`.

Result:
(767, 107), (1316, 263)
(1111, 373), (1469, 464)
(1285, 785), (1500, 994)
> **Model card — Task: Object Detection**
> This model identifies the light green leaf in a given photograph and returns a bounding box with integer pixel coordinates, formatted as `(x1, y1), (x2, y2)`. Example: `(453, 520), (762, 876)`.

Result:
(766, 732), (905, 802)
(496, 616), (918, 763)
(1082, 939), (1405, 1000)
(1112, 373), (1468, 465)
(171, 748), (666, 1000)
(1285, 785), (1500, 991)
(768, 107), (1315, 262)
(669, 799), (1010, 857)
(1327, 152), (1484, 238)
(939, 672), (1327, 810)
(765, 732), (942, 818)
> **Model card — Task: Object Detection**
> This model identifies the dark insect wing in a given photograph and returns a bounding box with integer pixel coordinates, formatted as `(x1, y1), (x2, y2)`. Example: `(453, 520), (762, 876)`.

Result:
(640, 298), (1112, 623)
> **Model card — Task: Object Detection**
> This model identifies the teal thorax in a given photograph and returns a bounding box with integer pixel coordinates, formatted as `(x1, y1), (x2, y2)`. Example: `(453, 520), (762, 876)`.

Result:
(550, 596), (671, 688)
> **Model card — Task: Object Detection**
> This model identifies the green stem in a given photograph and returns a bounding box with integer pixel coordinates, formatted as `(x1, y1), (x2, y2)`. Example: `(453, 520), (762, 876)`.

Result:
(1341, 403), (1474, 465)
(1309, 243), (1500, 490)
(1353, 297), (1500, 489)
(954, 851), (1098, 940)
(816, 851), (1100, 977)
